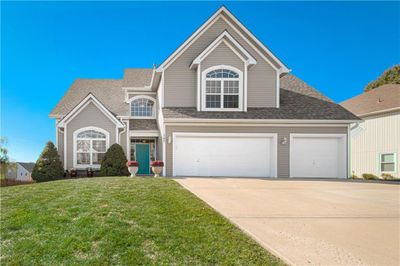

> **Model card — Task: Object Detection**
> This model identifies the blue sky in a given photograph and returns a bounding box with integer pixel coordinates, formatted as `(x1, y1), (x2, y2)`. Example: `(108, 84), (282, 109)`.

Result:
(1, 1), (399, 162)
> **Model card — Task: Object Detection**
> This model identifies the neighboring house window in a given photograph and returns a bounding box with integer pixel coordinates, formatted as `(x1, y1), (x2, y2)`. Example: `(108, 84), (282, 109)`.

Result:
(380, 153), (396, 172)
(202, 66), (243, 111)
(73, 127), (110, 168)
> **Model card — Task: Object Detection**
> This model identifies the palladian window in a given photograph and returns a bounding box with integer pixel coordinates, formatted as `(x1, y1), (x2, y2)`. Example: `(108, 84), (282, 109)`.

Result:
(74, 128), (109, 167)
(203, 67), (242, 110)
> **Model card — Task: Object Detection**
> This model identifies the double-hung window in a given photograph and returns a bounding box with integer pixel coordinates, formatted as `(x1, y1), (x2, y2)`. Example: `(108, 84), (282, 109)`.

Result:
(203, 67), (242, 110)
(74, 128), (109, 168)
(380, 153), (396, 172)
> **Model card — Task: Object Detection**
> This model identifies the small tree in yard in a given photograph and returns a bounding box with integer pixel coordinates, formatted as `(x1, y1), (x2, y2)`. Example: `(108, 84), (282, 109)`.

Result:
(32, 141), (64, 182)
(100, 144), (129, 176)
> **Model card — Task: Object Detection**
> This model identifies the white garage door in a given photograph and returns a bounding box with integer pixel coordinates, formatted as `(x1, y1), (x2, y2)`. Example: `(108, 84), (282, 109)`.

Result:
(290, 134), (347, 178)
(173, 133), (277, 177)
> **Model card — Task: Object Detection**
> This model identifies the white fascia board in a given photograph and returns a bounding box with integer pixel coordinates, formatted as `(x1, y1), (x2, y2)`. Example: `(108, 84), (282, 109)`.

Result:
(190, 31), (257, 69)
(157, 6), (289, 73)
(358, 107), (400, 118)
(164, 118), (359, 124)
(49, 114), (63, 119)
(57, 93), (124, 128)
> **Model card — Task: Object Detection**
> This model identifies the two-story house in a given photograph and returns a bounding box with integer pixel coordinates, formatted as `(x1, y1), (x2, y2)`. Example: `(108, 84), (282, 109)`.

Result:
(49, 6), (359, 178)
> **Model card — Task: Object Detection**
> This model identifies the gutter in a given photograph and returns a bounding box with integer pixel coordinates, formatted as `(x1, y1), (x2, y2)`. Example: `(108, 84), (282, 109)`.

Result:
(163, 118), (361, 124)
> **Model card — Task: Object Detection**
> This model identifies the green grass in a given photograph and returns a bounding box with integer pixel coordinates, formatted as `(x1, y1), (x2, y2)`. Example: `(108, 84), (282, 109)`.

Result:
(1, 177), (282, 265)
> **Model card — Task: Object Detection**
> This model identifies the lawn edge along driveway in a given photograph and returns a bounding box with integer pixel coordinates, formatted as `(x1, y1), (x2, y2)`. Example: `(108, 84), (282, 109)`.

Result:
(1, 176), (283, 265)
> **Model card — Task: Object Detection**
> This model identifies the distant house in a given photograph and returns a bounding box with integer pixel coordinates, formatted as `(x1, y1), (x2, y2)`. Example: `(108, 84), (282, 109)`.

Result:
(341, 84), (400, 178)
(6, 162), (35, 181)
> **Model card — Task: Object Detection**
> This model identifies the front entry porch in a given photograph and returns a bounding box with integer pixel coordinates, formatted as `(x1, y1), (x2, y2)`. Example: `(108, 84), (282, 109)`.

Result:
(130, 138), (157, 175)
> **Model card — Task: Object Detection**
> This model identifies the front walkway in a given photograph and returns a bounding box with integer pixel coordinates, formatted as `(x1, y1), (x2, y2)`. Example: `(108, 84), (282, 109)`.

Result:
(174, 177), (400, 265)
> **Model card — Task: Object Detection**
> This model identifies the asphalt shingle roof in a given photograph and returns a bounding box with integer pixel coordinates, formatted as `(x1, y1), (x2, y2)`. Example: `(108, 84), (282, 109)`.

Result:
(50, 72), (358, 121)
(50, 79), (127, 117)
(129, 119), (158, 130)
(123, 68), (153, 87)
(341, 84), (400, 116)
(18, 162), (35, 173)
(163, 88), (360, 120)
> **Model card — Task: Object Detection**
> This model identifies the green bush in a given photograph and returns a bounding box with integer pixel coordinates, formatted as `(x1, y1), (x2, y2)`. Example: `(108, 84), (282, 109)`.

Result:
(362, 173), (379, 180)
(99, 144), (129, 176)
(381, 173), (395, 180)
(32, 141), (64, 182)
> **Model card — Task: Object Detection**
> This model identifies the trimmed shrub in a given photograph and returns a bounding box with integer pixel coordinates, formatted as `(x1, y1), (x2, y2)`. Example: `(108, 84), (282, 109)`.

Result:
(32, 141), (64, 182)
(100, 144), (129, 176)
(362, 173), (379, 180)
(381, 173), (395, 180)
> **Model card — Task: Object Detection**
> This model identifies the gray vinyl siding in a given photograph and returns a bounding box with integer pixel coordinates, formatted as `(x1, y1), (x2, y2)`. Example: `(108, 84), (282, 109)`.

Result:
(66, 102), (117, 169)
(165, 125), (348, 177)
(164, 17), (277, 108)
(201, 42), (244, 71)
(57, 129), (64, 167)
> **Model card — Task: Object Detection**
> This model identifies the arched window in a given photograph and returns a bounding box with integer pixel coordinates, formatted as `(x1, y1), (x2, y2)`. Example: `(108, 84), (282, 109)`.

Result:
(202, 66), (242, 110)
(130, 97), (155, 118)
(74, 127), (109, 168)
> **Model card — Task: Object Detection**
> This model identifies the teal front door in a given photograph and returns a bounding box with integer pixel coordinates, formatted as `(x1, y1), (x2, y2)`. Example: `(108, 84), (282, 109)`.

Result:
(136, 144), (150, 175)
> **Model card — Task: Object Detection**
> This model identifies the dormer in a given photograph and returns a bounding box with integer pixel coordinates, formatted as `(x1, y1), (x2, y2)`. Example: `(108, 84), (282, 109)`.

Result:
(190, 31), (257, 111)
(157, 6), (290, 110)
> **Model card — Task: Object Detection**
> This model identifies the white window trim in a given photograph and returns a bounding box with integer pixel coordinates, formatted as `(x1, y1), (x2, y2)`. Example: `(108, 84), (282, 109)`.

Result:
(379, 152), (397, 173)
(128, 95), (156, 119)
(201, 65), (243, 111)
(73, 127), (110, 169)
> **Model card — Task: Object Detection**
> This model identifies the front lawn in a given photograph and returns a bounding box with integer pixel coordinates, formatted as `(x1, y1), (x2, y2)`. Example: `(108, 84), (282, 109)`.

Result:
(1, 177), (282, 265)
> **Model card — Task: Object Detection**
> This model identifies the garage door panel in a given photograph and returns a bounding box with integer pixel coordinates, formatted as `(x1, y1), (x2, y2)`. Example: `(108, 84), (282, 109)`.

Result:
(174, 134), (276, 177)
(291, 135), (346, 178)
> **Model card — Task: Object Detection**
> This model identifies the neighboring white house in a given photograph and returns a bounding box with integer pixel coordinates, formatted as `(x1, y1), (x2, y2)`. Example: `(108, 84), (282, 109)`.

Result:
(6, 162), (35, 181)
(341, 84), (400, 178)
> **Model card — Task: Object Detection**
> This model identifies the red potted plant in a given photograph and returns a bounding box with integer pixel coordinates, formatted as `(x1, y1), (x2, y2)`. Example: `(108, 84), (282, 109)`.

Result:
(126, 161), (139, 177)
(151, 160), (164, 177)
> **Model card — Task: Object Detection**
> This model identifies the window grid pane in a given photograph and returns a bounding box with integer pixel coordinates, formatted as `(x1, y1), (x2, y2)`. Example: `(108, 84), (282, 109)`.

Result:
(206, 80), (221, 94)
(381, 154), (394, 163)
(92, 140), (106, 153)
(77, 153), (90, 164)
(77, 130), (106, 139)
(224, 95), (239, 108)
(223, 80), (239, 94)
(206, 95), (221, 108)
(381, 163), (395, 172)
(206, 69), (239, 78)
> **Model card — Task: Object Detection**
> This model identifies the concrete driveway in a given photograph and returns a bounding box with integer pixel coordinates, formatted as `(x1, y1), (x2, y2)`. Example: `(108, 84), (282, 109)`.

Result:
(174, 178), (400, 265)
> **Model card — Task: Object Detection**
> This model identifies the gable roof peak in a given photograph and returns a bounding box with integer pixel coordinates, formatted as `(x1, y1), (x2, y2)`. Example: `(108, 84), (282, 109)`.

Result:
(156, 5), (290, 73)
